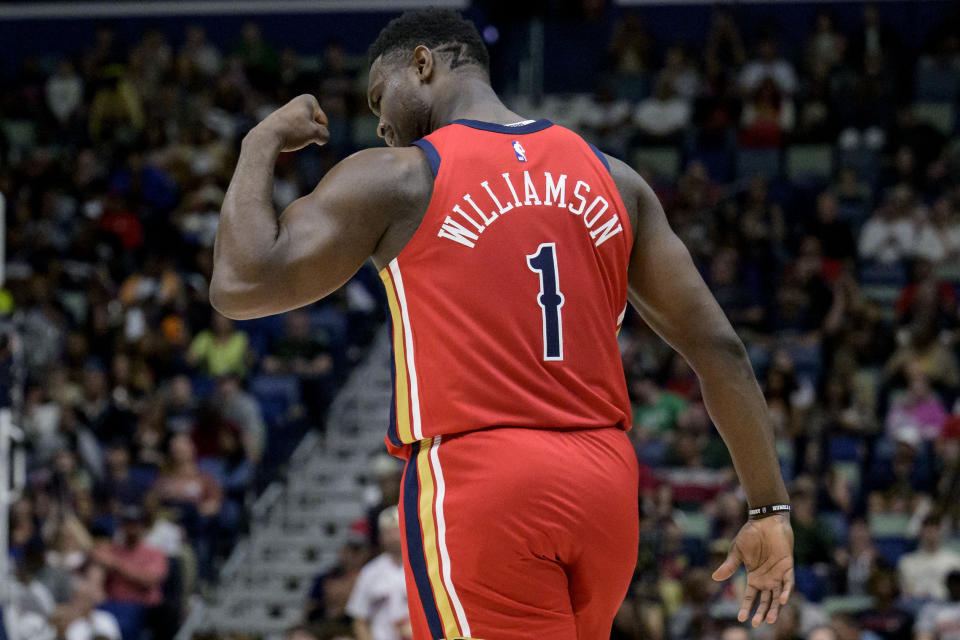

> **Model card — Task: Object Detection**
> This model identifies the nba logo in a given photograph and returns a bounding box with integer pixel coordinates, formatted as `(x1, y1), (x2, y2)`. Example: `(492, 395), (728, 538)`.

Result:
(512, 141), (527, 162)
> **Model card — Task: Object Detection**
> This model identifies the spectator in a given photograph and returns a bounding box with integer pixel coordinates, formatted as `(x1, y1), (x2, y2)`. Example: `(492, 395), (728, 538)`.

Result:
(214, 374), (266, 463)
(705, 10), (747, 70)
(807, 193), (857, 264)
(858, 568), (913, 640)
(262, 309), (333, 378)
(306, 521), (371, 623)
(661, 45), (700, 102)
(831, 612), (881, 640)
(739, 77), (794, 149)
(739, 35), (799, 96)
(915, 570), (960, 640)
(832, 519), (880, 596)
(631, 376), (688, 436)
(884, 361), (948, 442)
(858, 194), (917, 265)
(187, 311), (251, 378)
(633, 77), (691, 143)
(346, 507), (410, 640)
(579, 82), (632, 158)
(607, 11), (655, 76)
(88, 64), (145, 144)
(152, 433), (222, 580)
(791, 476), (834, 566)
(806, 11), (845, 72)
(49, 576), (122, 640)
(898, 516), (960, 600)
(90, 504), (168, 640)
(45, 60), (84, 126)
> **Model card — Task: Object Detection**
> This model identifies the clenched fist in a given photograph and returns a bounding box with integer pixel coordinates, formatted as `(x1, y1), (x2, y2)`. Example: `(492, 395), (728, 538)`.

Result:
(254, 94), (330, 152)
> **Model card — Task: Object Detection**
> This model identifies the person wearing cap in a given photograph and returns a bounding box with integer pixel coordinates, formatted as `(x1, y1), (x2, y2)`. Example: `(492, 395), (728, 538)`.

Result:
(898, 515), (960, 601)
(88, 504), (168, 640)
(346, 507), (410, 640)
(306, 520), (371, 623)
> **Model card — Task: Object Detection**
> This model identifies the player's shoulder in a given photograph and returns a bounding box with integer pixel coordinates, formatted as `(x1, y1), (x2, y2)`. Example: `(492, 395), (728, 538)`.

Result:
(330, 145), (433, 204)
(595, 151), (653, 241)
(339, 146), (431, 184)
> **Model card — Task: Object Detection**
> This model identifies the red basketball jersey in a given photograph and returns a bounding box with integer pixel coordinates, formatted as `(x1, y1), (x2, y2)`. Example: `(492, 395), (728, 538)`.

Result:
(379, 119), (633, 456)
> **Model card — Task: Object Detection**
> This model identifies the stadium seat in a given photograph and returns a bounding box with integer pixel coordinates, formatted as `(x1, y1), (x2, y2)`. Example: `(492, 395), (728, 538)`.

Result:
(190, 375), (216, 400)
(677, 511), (711, 539)
(828, 436), (863, 462)
(836, 147), (880, 186)
(913, 102), (956, 136)
(859, 261), (907, 287)
(612, 73), (651, 102)
(869, 512), (912, 538)
(249, 374), (301, 425)
(822, 595), (874, 616)
(874, 537), (915, 565)
(236, 315), (286, 358)
(936, 262), (960, 284)
(832, 462), (861, 495)
(736, 148), (781, 180)
(631, 146), (681, 181)
(821, 511), (850, 546)
(794, 566), (827, 602)
(786, 145), (833, 183)
(915, 66), (960, 102)
(0, 119), (36, 159)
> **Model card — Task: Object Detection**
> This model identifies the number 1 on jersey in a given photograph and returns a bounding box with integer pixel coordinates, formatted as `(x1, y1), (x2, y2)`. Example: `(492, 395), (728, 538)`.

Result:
(527, 242), (565, 361)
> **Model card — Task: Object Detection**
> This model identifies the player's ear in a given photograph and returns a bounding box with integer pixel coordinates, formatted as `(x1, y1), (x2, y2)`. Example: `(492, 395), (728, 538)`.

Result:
(413, 45), (434, 82)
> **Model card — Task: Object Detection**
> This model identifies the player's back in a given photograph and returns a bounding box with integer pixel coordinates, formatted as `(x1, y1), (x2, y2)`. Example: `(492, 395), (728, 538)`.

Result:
(380, 118), (633, 455)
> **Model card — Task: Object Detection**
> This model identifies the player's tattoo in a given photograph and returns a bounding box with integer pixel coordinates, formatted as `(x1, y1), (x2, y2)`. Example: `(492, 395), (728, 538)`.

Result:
(436, 42), (469, 69)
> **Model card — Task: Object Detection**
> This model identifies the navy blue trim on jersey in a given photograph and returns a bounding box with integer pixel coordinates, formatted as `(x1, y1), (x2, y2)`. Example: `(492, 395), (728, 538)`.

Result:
(587, 142), (611, 171)
(385, 316), (403, 448)
(402, 442), (445, 639)
(412, 139), (441, 178)
(451, 118), (553, 134)
(0, 607), (9, 640)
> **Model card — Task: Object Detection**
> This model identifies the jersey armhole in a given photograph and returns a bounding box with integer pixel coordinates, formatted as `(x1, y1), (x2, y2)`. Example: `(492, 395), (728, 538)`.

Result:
(411, 139), (441, 178)
(587, 142), (611, 172)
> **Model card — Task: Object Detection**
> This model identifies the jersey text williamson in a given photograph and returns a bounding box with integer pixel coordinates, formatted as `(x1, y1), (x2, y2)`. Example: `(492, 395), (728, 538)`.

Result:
(436, 170), (624, 249)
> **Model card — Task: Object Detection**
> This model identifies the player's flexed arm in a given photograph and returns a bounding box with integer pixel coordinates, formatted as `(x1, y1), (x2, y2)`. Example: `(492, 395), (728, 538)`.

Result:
(608, 156), (794, 627)
(210, 94), (431, 320)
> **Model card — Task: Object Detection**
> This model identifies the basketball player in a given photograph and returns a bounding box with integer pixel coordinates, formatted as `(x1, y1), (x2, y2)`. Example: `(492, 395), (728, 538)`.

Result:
(211, 9), (794, 640)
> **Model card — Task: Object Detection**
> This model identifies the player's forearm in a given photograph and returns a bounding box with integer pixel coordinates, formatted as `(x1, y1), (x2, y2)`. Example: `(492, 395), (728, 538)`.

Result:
(211, 127), (284, 318)
(695, 335), (789, 507)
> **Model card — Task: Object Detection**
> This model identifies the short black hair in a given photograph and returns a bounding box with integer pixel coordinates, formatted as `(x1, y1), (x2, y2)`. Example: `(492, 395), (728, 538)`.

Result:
(368, 8), (489, 73)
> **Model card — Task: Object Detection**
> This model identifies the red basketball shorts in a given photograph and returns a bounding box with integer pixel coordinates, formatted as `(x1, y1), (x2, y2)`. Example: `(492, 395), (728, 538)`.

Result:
(396, 426), (640, 640)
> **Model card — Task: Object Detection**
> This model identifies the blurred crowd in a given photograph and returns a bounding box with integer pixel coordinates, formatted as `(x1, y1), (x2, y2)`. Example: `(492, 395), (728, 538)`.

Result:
(2, 2), (960, 640)
(0, 19), (385, 640)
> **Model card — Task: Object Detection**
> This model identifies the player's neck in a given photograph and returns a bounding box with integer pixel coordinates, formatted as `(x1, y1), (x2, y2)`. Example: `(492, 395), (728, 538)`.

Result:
(431, 76), (525, 130)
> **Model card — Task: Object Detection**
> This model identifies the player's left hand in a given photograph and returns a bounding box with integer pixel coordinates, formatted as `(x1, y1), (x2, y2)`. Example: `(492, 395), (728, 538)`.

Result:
(711, 513), (794, 627)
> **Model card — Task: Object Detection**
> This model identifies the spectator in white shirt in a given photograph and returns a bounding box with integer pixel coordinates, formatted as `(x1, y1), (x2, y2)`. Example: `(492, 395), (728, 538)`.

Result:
(578, 83), (632, 158)
(347, 507), (411, 640)
(662, 45), (700, 101)
(898, 515), (960, 601)
(50, 576), (121, 640)
(916, 570), (960, 640)
(45, 60), (83, 126)
(634, 77), (691, 142)
(858, 189), (919, 265)
(740, 36), (799, 96)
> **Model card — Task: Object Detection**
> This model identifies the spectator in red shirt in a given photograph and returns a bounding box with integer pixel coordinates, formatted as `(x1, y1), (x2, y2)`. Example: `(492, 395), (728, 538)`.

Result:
(90, 504), (168, 606)
(89, 504), (168, 640)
